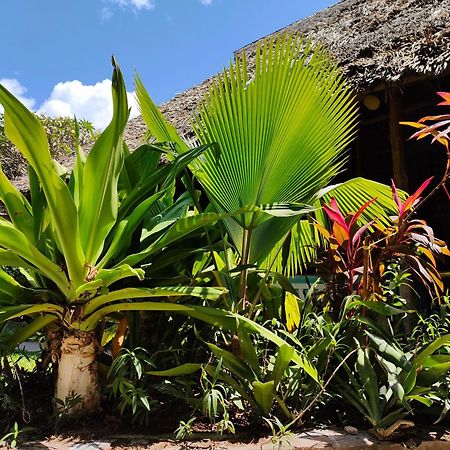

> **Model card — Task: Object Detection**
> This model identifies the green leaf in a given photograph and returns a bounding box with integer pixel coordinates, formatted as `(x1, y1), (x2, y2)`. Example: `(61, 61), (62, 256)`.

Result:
(0, 166), (33, 239)
(414, 334), (450, 367)
(135, 74), (188, 153)
(207, 342), (255, 381)
(0, 220), (70, 294)
(0, 82), (85, 286)
(356, 346), (381, 422)
(252, 380), (275, 415)
(237, 326), (261, 377)
(83, 285), (227, 316)
(4, 315), (57, 348)
(0, 303), (63, 322)
(366, 331), (412, 371)
(347, 300), (407, 316)
(147, 363), (203, 377)
(78, 58), (129, 264)
(270, 344), (295, 387)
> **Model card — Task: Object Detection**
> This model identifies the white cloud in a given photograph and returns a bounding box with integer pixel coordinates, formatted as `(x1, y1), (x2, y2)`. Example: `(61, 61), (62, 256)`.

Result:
(0, 78), (35, 113)
(39, 79), (139, 130)
(110, 0), (155, 10)
(200, 0), (214, 5)
(100, 0), (155, 21)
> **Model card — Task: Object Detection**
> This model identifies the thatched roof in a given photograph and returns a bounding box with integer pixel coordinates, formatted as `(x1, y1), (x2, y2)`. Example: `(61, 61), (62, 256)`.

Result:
(124, 0), (450, 148)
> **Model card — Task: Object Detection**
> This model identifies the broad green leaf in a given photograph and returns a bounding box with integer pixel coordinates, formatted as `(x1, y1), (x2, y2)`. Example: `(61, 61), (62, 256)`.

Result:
(347, 300), (407, 316)
(237, 326), (261, 377)
(98, 191), (166, 268)
(414, 334), (450, 367)
(366, 331), (412, 371)
(83, 285), (226, 316)
(0, 303), (63, 322)
(0, 220), (70, 294)
(207, 342), (255, 381)
(252, 380), (275, 415)
(0, 166), (33, 239)
(270, 344), (295, 387)
(79, 58), (129, 264)
(72, 265), (145, 301)
(0, 83), (85, 286)
(4, 315), (57, 348)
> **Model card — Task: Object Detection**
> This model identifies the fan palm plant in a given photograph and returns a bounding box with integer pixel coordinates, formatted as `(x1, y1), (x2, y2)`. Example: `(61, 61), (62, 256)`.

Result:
(136, 33), (399, 304)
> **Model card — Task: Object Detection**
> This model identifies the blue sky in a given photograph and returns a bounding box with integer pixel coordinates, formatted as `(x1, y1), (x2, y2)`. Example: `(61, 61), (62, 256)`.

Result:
(0, 0), (337, 128)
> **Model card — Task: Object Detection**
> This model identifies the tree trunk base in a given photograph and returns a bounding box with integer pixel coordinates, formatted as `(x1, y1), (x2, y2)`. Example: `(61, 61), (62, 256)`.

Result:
(55, 330), (101, 416)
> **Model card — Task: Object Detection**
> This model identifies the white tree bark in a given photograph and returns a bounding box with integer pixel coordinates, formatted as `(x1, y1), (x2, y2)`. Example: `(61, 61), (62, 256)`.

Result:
(55, 331), (101, 415)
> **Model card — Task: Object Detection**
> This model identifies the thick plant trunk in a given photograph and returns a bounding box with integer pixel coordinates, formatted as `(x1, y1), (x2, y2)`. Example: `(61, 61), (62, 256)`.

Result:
(55, 330), (100, 416)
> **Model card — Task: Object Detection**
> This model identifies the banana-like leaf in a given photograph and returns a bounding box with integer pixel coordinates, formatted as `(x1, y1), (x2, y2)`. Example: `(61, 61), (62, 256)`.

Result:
(78, 58), (129, 264)
(0, 83), (85, 286)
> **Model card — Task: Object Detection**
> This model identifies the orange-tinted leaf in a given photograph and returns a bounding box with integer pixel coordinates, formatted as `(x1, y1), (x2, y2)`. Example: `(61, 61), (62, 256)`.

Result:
(333, 222), (349, 245)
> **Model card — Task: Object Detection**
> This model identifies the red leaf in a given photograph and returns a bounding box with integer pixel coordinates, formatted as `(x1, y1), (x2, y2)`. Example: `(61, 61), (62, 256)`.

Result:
(391, 179), (403, 215)
(349, 197), (377, 230)
(437, 92), (450, 106)
(323, 198), (348, 232)
(402, 177), (434, 215)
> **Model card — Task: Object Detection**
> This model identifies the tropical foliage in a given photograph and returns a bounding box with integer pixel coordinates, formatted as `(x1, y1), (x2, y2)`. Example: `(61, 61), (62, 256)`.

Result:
(0, 35), (449, 443)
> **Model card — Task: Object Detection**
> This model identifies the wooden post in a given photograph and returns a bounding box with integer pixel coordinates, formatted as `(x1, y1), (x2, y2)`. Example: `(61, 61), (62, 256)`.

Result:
(388, 85), (409, 190)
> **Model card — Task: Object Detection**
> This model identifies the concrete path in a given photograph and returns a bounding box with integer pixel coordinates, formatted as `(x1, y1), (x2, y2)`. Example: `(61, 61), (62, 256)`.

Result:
(15, 427), (450, 449)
